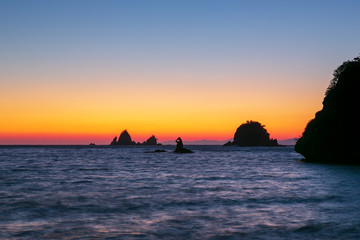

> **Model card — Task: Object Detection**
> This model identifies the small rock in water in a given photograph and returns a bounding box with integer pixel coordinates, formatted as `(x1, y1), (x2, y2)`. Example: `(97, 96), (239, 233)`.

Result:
(154, 149), (167, 152)
(145, 149), (167, 153)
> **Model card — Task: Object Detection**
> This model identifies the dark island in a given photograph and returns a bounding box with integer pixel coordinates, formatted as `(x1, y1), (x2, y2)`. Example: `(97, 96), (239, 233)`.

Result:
(110, 130), (161, 146)
(224, 120), (278, 146)
(295, 56), (360, 164)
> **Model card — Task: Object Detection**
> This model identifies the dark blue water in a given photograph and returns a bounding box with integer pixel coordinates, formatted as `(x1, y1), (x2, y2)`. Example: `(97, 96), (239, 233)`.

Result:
(1, 145), (360, 239)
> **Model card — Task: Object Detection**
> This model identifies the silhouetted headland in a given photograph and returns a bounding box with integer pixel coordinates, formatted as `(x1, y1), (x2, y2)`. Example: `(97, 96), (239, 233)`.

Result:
(174, 137), (193, 153)
(110, 130), (161, 146)
(295, 56), (360, 164)
(224, 120), (279, 146)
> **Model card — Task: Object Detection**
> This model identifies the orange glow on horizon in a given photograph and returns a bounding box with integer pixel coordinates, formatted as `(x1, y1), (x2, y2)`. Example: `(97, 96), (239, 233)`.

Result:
(0, 115), (309, 145)
(0, 70), (324, 145)
(0, 94), (318, 145)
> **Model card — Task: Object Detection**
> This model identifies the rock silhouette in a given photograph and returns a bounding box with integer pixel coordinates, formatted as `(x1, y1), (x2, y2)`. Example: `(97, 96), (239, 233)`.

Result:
(116, 130), (134, 145)
(175, 137), (183, 150)
(110, 130), (160, 146)
(295, 56), (360, 164)
(223, 141), (233, 146)
(225, 121), (278, 146)
(154, 149), (166, 152)
(143, 135), (158, 145)
(145, 149), (167, 153)
(110, 136), (118, 145)
(174, 137), (193, 153)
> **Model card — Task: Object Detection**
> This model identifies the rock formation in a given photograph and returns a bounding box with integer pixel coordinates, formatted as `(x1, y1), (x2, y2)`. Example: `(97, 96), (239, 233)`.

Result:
(143, 135), (158, 145)
(117, 130), (134, 145)
(295, 56), (360, 164)
(174, 137), (193, 153)
(110, 137), (117, 145)
(225, 120), (278, 146)
(110, 131), (160, 146)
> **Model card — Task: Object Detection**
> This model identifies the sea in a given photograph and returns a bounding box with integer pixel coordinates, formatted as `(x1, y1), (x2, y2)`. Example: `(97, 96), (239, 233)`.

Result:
(1, 145), (360, 240)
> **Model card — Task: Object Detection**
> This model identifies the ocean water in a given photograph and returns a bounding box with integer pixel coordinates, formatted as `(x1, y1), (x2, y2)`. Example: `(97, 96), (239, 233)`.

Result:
(1, 145), (360, 239)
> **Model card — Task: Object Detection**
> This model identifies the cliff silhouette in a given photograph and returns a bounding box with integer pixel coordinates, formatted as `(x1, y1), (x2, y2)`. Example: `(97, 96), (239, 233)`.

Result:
(110, 130), (160, 146)
(224, 120), (278, 146)
(295, 56), (360, 164)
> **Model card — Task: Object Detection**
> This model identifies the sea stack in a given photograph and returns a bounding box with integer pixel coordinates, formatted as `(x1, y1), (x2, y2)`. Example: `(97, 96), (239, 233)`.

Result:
(110, 131), (160, 146)
(110, 130), (134, 145)
(174, 137), (193, 153)
(295, 56), (360, 164)
(143, 135), (158, 145)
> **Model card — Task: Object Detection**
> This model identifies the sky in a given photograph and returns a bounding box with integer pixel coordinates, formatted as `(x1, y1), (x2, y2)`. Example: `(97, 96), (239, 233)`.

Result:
(1, 0), (360, 144)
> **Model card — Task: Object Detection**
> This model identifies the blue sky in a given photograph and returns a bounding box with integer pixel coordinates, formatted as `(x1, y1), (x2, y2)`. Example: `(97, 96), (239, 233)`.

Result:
(2, 0), (359, 75)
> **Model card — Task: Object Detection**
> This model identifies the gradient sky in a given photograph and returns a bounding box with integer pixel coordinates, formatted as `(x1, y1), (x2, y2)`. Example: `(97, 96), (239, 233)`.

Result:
(1, 0), (360, 144)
